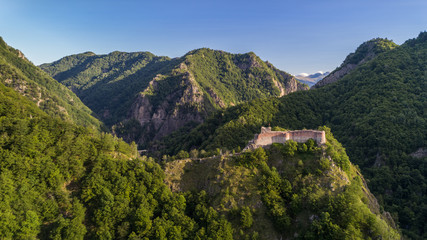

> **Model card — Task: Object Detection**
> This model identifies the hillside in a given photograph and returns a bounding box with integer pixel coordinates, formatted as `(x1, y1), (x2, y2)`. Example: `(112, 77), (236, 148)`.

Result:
(0, 79), (245, 239)
(0, 58), (399, 239)
(0, 37), (102, 129)
(40, 48), (308, 146)
(163, 127), (399, 239)
(313, 38), (398, 88)
(162, 32), (427, 239)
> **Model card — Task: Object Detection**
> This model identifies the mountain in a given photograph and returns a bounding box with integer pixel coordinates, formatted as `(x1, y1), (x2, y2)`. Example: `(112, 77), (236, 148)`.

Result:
(312, 38), (398, 88)
(0, 40), (399, 239)
(161, 32), (427, 239)
(295, 71), (330, 87)
(40, 48), (308, 146)
(0, 37), (102, 129)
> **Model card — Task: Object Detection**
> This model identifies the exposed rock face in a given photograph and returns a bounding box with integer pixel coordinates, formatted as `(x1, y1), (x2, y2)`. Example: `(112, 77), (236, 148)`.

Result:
(16, 50), (27, 60)
(234, 52), (262, 70)
(127, 72), (205, 145)
(269, 64), (309, 93)
(313, 63), (358, 88)
(206, 88), (226, 107)
(410, 148), (427, 158)
(284, 76), (309, 94)
(271, 78), (285, 97)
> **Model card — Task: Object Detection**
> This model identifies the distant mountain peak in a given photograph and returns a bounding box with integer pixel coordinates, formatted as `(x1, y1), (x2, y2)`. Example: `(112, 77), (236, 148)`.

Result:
(295, 71), (330, 87)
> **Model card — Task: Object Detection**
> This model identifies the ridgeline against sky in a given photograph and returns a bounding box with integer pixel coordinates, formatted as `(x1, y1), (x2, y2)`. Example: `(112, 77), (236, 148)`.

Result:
(0, 0), (426, 74)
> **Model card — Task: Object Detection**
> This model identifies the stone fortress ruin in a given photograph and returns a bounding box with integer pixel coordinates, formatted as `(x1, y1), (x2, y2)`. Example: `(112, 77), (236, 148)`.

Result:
(244, 127), (326, 150)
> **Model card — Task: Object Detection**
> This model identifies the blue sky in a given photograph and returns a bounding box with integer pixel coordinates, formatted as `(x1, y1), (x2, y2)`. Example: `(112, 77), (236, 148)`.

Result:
(0, 0), (426, 75)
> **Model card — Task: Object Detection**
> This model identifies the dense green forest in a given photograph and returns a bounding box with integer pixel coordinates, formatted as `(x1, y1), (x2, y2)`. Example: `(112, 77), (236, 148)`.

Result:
(0, 37), (102, 129)
(161, 32), (427, 239)
(0, 36), (400, 238)
(313, 38), (398, 88)
(0, 73), (399, 239)
(0, 81), (238, 239)
(1, 30), (424, 239)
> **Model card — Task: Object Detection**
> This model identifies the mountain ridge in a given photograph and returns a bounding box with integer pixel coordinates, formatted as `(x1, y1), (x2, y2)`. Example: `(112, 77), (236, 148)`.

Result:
(41, 48), (308, 146)
(0, 37), (399, 239)
(313, 38), (398, 88)
(0, 37), (102, 129)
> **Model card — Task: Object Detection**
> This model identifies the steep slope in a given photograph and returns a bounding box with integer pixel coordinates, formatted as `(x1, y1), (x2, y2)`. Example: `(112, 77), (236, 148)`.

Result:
(0, 78), (399, 239)
(0, 37), (102, 129)
(40, 48), (308, 146)
(163, 127), (399, 239)
(0, 81), (241, 239)
(162, 32), (427, 239)
(313, 38), (398, 88)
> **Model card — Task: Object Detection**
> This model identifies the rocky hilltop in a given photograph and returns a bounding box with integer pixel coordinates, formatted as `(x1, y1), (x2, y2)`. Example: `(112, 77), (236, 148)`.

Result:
(163, 127), (399, 239)
(41, 48), (308, 146)
(312, 38), (397, 88)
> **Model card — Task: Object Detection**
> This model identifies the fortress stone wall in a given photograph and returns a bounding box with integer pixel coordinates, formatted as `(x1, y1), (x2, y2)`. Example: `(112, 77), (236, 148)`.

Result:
(244, 127), (326, 150)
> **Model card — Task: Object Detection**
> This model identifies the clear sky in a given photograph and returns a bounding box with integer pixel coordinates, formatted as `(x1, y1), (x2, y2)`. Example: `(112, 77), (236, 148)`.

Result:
(0, 0), (426, 75)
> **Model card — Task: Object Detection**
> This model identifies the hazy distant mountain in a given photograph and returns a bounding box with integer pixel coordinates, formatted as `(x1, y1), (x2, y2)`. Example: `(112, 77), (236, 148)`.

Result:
(295, 71), (330, 87)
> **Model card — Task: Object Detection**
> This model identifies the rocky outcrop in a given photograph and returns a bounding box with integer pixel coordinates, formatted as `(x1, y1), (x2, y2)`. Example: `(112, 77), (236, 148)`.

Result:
(410, 148), (427, 158)
(127, 71), (205, 145)
(206, 88), (226, 107)
(284, 76), (309, 94)
(313, 63), (358, 88)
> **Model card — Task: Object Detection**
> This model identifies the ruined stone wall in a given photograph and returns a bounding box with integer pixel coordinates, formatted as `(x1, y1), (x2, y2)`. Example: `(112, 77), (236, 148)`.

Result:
(286, 130), (326, 144)
(248, 128), (326, 150)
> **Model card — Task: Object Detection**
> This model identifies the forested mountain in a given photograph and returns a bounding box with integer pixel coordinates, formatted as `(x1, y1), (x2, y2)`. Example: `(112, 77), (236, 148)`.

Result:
(0, 39), (399, 239)
(313, 38), (398, 88)
(40, 49), (308, 146)
(0, 37), (102, 129)
(162, 32), (427, 239)
(0, 82), (399, 239)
